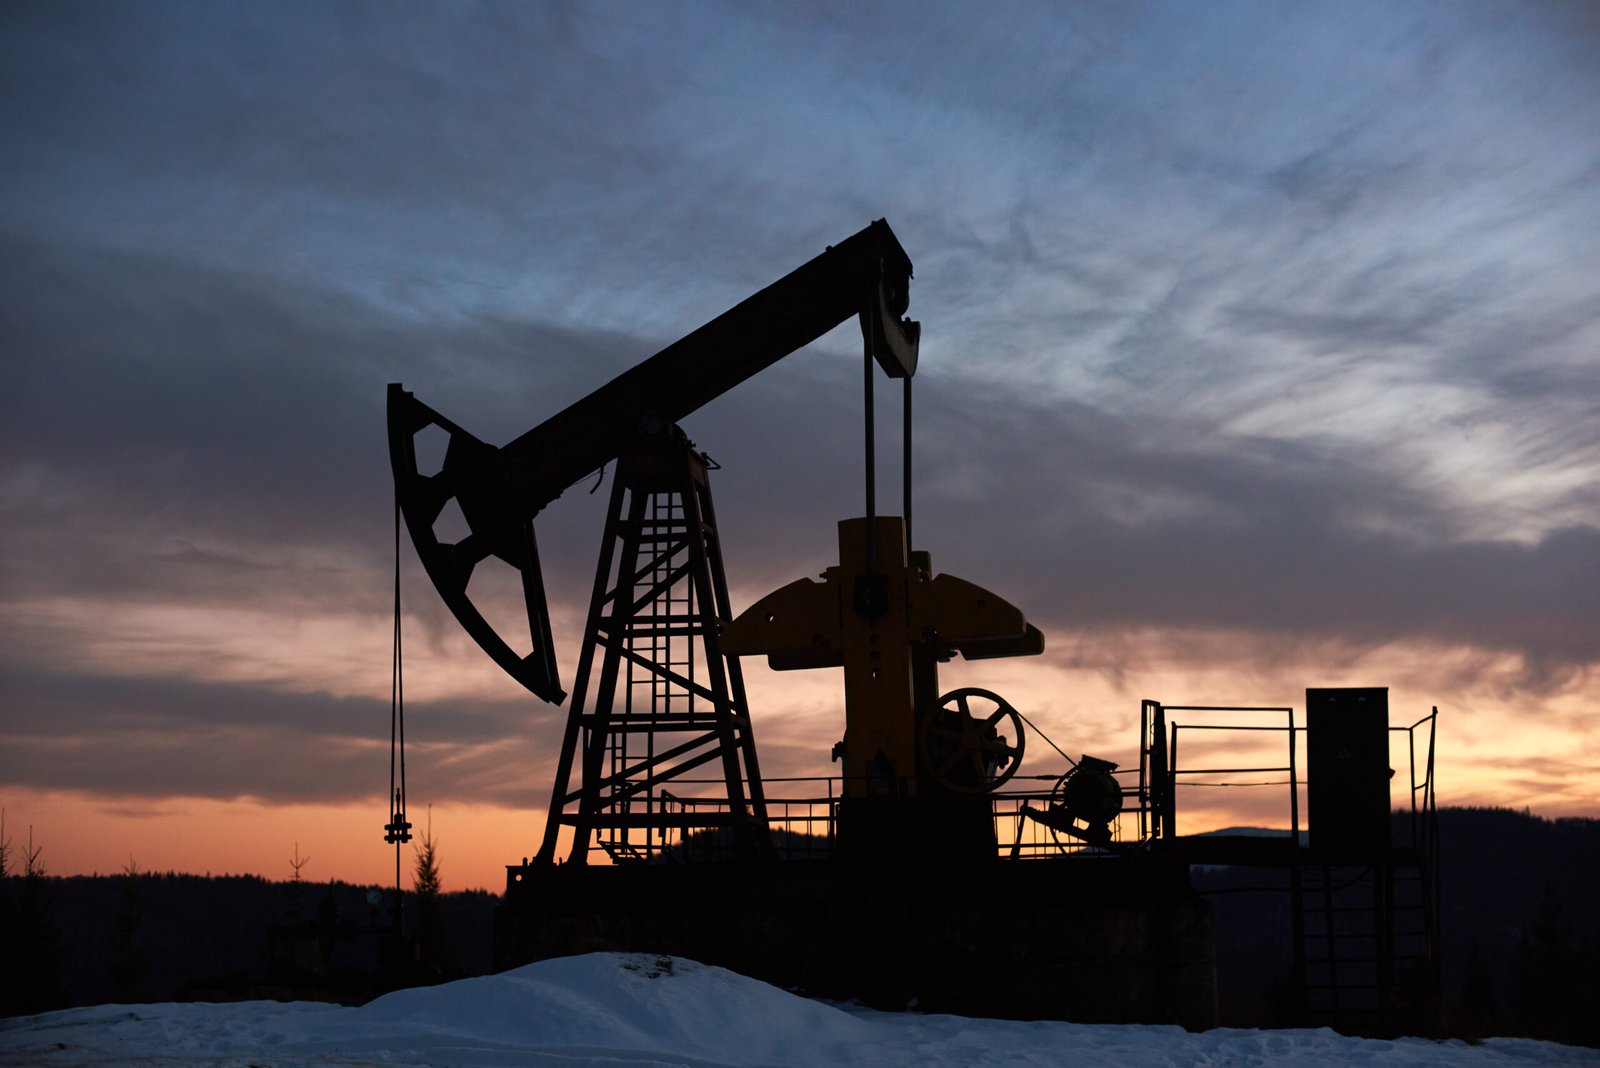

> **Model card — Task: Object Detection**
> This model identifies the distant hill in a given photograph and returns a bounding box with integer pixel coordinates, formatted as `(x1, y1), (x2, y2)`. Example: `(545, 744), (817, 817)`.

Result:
(1198, 826), (1307, 841)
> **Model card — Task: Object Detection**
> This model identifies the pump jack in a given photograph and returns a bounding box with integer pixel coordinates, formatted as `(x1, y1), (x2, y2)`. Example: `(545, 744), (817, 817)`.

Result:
(390, 219), (1042, 869)
(385, 220), (1452, 1030)
(387, 220), (1226, 1025)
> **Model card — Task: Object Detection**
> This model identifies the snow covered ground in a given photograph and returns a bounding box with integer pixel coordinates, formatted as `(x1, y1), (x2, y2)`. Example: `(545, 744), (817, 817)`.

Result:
(2, 953), (1594, 1067)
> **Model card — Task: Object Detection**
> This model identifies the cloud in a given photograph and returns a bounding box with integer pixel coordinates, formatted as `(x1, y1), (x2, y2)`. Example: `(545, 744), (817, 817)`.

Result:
(0, 233), (654, 613)
(0, 661), (559, 807)
(2, 2), (1597, 826)
(4, 226), (1594, 719)
(712, 361), (1600, 674)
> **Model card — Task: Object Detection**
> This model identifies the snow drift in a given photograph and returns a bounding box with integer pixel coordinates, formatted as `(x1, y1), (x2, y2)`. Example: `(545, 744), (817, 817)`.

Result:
(2, 952), (1593, 1067)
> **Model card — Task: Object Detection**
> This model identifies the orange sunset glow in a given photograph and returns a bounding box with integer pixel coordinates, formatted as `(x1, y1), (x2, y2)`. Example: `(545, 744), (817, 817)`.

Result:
(5, 596), (1594, 891)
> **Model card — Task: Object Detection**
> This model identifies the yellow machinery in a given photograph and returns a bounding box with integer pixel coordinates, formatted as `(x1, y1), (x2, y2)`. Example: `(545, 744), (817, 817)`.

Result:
(725, 516), (1042, 797)
(725, 514), (1043, 857)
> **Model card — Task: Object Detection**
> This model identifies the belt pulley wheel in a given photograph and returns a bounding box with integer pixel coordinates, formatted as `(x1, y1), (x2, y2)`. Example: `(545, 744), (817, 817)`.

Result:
(919, 687), (1025, 794)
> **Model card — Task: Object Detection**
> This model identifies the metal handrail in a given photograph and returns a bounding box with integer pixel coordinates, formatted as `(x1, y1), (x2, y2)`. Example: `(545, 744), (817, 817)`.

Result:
(574, 702), (1442, 866)
(1160, 705), (1300, 842)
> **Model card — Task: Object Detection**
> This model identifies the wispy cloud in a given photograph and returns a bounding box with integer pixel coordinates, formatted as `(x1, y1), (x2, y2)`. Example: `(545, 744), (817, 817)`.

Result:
(2, 1), (1596, 836)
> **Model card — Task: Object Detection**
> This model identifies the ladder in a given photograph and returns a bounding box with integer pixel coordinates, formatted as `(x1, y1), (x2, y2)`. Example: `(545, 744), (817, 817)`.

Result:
(536, 431), (771, 865)
(1296, 857), (1436, 1028)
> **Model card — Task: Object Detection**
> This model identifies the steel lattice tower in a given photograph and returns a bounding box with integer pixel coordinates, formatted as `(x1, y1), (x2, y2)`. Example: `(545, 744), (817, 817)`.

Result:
(535, 431), (770, 865)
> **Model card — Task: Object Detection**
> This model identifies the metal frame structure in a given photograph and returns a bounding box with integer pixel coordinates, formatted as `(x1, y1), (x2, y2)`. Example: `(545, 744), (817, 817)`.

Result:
(385, 220), (1444, 1030)
(388, 218), (921, 871)
(535, 436), (769, 865)
(1128, 700), (1441, 1028)
(623, 695), (1440, 1030)
(1294, 707), (1440, 1024)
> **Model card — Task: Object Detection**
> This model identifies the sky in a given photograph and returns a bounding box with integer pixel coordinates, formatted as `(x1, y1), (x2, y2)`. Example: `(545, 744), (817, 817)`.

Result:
(2, 1), (1597, 892)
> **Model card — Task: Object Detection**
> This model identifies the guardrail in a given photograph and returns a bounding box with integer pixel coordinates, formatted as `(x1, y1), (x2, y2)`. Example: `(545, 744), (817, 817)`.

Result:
(576, 701), (1439, 866)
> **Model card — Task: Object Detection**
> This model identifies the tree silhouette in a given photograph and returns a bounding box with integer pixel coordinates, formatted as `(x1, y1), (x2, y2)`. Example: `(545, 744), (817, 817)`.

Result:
(109, 857), (150, 1003)
(0, 827), (67, 1016)
(1511, 883), (1599, 1046)
(412, 807), (447, 973)
(0, 810), (13, 1012)
(286, 841), (311, 922)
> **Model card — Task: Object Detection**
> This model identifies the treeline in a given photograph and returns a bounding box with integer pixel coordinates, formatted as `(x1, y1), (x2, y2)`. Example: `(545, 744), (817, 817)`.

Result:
(0, 865), (496, 1017)
(1433, 806), (1600, 1046)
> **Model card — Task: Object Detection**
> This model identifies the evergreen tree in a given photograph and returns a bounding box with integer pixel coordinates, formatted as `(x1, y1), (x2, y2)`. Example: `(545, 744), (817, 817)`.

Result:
(109, 858), (150, 1003)
(1511, 884), (1579, 1042)
(412, 808), (447, 973)
(1458, 940), (1499, 1041)
(0, 810), (14, 1011)
(1, 828), (67, 1016)
(287, 841), (310, 921)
